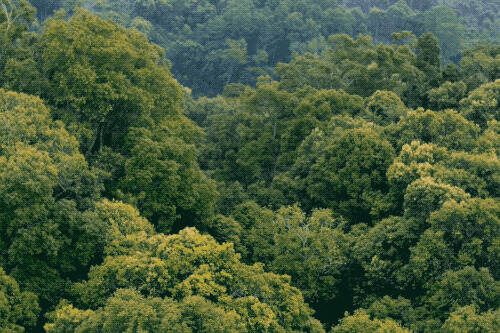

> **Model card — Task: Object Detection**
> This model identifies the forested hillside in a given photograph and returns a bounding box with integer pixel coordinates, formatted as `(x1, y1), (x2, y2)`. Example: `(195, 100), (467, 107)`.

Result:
(0, 0), (499, 332)
(27, 0), (500, 95)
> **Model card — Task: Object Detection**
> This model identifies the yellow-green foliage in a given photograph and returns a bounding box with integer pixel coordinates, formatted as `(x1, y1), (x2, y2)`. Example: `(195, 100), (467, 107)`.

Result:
(46, 201), (324, 332)
(0, 89), (102, 309)
(332, 310), (410, 333)
(0, 267), (39, 332)
(40, 8), (183, 154)
(0, 3), (499, 331)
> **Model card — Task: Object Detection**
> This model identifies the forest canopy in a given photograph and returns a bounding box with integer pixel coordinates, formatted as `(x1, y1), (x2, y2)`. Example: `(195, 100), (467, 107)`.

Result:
(0, 0), (499, 332)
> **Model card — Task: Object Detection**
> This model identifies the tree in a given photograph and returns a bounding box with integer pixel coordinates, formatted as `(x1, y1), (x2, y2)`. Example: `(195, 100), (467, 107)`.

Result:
(29, 0), (82, 21)
(228, 201), (275, 265)
(232, 80), (295, 184)
(352, 216), (421, 300)
(183, 94), (245, 174)
(460, 79), (500, 129)
(412, 32), (442, 106)
(0, 0), (37, 89)
(321, 34), (423, 99)
(332, 309), (410, 332)
(40, 8), (183, 156)
(402, 177), (469, 220)
(365, 296), (419, 330)
(0, 89), (102, 312)
(387, 141), (500, 212)
(427, 198), (500, 278)
(415, 33), (441, 74)
(442, 305), (500, 332)
(304, 127), (395, 224)
(477, 120), (500, 156)
(0, 267), (39, 332)
(424, 267), (499, 320)
(119, 119), (217, 234)
(45, 290), (192, 333)
(269, 206), (350, 325)
(364, 90), (407, 126)
(405, 196), (500, 290)
(49, 200), (325, 332)
(460, 44), (500, 91)
(50, 0), (497, 96)
(428, 81), (467, 110)
(276, 53), (343, 92)
(389, 108), (480, 152)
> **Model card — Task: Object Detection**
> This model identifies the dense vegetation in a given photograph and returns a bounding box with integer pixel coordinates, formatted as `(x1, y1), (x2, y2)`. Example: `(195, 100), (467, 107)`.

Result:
(27, 0), (500, 96)
(0, 0), (498, 332)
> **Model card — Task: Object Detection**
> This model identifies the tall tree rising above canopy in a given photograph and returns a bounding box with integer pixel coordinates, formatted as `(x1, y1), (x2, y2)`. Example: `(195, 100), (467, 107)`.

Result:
(37, 7), (218, 234)
(39, 7), (184, 156)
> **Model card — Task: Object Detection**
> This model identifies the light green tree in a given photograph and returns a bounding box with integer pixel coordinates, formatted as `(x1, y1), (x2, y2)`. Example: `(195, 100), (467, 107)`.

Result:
(40, 8), (183, 156)
(332, 309), (410, 332)
(47, 200), (324, 332)
(0, 267), (39, 332)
